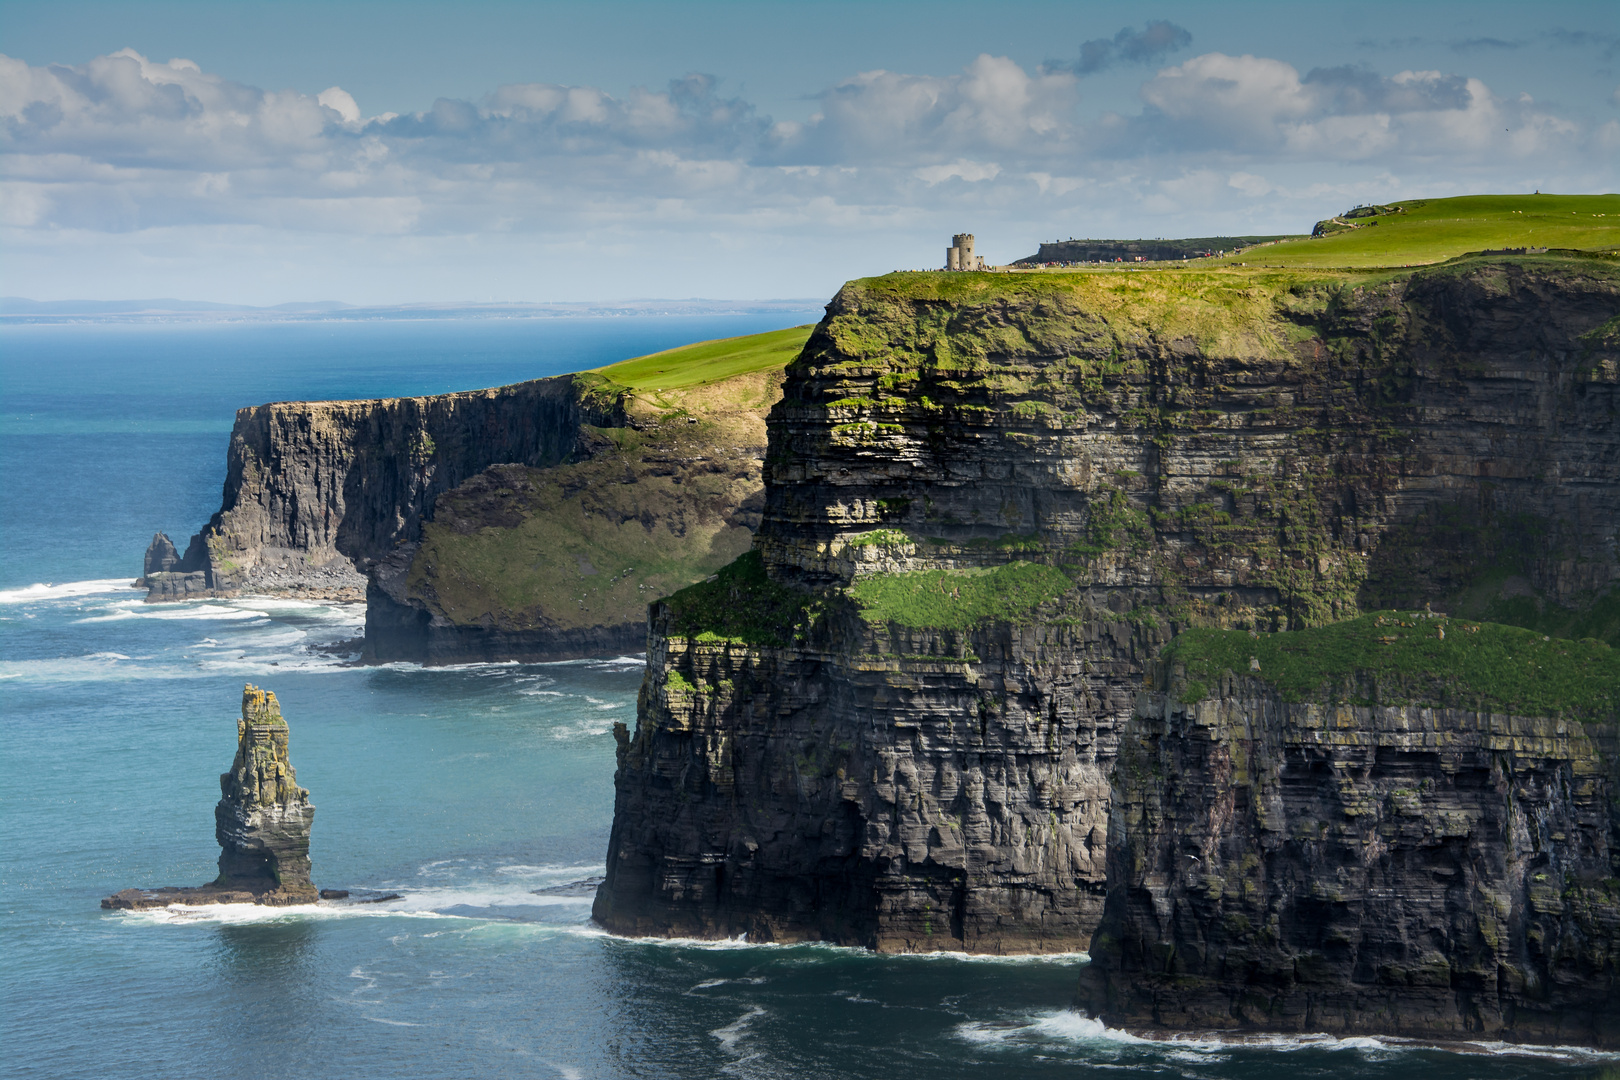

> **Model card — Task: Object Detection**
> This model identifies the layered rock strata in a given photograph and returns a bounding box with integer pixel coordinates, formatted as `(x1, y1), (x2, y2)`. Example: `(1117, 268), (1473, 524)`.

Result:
(594, 575), (1136, 951)
(103, 684), (319, 909)
(595, 256), (1620, 960)
(141, 373), (626, 601)
(1078, 674), (1619, 1047)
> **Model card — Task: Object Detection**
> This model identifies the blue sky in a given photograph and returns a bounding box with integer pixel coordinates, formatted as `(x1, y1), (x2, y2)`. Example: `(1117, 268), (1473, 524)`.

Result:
(3, 0), (1617, 304)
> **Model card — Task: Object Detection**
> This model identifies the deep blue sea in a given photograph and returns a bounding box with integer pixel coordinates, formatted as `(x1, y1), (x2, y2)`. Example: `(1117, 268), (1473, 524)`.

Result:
(1, 317), (1612, 1079)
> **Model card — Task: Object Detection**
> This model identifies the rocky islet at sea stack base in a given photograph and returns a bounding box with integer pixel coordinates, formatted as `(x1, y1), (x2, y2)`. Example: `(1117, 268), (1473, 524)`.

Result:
(103, 685), (322, 909)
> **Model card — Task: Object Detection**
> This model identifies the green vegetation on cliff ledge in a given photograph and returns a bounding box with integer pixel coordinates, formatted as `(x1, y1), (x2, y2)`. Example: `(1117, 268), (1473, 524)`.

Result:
(1168, 611), (1620, 721)
(408, 327), (805, 632)
(849, 562), (1072, 630)
(665, 550), (817, 646)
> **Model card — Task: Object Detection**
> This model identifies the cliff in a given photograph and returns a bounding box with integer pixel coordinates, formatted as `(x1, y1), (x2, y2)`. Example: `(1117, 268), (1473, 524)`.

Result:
(361, 327), (808, 664)
(1078, 615), (1619, 1046)
(142, 372), (624, 601)
(364, 366), (783, 664)
(139, 325), (809, 664)
(104, 684), (320, 909)
(1017, 234), (1294, 265)
(594, 251), (1620, 973)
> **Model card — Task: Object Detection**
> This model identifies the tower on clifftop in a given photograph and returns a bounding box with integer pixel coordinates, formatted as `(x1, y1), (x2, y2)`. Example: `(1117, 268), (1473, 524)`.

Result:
(946, 233), (985, 271)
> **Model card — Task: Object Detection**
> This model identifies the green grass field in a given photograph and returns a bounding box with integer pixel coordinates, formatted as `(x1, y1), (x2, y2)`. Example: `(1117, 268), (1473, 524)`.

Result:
(849, 562), (1074, 630)
(1168, 609), (1620, 720)
(595, 324), (815, 389)
(1209, 193), (1619, 269)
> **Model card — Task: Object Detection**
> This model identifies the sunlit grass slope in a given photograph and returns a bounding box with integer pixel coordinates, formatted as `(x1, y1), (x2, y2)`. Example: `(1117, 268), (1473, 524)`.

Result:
(408, 325), (811, 633)
(595, 324), (814, 389)
(1167, 609), (1620, 721)
(1214, 193), (1619, 268)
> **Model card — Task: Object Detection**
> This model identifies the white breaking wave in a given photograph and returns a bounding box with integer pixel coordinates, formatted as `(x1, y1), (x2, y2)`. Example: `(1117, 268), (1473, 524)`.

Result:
(955, 1009), (1620, 1062)
(0, 578), (143, 603)
(110, 861), (608, 928)
(76, 603), (270, 623)
(112, 902), (467, 927)
(710, 1005), (766, 1055)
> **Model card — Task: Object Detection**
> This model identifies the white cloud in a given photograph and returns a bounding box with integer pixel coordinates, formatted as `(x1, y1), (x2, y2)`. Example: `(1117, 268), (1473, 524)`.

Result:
(914, 159), (1002, 184)
(769, 54), (1077, 166)
(317, 87), (361, 124)
(0, 48), (1612, 302)
(1130, 53), (1591, 165)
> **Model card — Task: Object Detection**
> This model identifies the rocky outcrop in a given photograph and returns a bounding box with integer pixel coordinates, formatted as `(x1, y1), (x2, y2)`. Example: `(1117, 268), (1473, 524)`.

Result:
(593, 574), (1136, 952)
(142, 373), (627, 601)
(103, 684), (319, 909)
(595, 255), (1620, 964)
(1077, 674), (1619, 1047)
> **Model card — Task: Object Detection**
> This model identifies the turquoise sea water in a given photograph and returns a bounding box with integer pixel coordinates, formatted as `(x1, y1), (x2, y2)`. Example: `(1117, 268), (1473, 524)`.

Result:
(1, 318), (1613, 1079)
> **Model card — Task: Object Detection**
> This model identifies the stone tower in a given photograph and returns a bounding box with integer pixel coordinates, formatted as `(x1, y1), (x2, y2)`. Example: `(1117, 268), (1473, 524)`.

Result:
(946, 233), (981, 271)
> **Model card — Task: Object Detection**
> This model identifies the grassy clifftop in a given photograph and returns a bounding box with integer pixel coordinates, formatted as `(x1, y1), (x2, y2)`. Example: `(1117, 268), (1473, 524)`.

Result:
(1250, 193), (1618, 267)
(593, 325), (812, 390)
(404, 328), (808, 635)
(1003, 194), (1616, 271)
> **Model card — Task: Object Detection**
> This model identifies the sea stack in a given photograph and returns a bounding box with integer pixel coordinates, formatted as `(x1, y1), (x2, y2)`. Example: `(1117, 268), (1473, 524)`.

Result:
(103, 684), (319, 909)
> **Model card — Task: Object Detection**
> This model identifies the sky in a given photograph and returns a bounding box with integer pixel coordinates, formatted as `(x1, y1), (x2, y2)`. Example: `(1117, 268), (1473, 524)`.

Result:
(2, 0), (1617, 305)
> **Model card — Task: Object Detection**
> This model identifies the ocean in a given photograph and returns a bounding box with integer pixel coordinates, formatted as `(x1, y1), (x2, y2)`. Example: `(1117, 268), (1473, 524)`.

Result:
(0, 317), (1611, 1079)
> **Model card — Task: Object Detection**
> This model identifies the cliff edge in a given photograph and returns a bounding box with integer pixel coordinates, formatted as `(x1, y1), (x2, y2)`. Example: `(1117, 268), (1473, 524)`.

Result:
(1078, 614), (1619, 1046)
(139, 325), (810, 664)
(594, 249), (1620, 980)
(141, 372), (624, 602)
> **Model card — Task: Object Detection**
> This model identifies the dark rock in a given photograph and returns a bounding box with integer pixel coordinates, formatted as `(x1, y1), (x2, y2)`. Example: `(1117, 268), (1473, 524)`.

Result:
(142, 532), (182, 577)
(102, 684), (320, 910)
(143, 372), (629, 604)
(319, 889), (350, 899)
(1077, 681), (1620, 1048)
(595, 255), (1620, 988)
(361, 377), (775, 665)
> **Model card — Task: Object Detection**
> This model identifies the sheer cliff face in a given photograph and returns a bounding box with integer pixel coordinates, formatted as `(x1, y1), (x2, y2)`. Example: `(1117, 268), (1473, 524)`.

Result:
(1080, 681), (1619, 1047)
(364, 371), (780, 666)
(211, 375), (620, 574)
(150, 374), (627, 601)
(595, 258), (1620, 957)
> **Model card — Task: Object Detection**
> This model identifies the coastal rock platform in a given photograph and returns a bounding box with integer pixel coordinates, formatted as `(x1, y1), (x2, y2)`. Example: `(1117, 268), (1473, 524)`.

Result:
(101, 884), (316, 910)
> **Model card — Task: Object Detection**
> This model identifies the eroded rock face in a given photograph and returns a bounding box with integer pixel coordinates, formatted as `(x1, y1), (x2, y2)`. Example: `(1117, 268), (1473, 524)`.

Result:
(141, 532), (181, 577)
(102, 684), (317, 909)
(1078, 681), (1619, 1047)
(363, 371), (778, 666)
(142, 373), (624, 602)
(212, 684), (316, 898)
(593, 603), (1142, 952)
(595, 258), (1620, 959)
